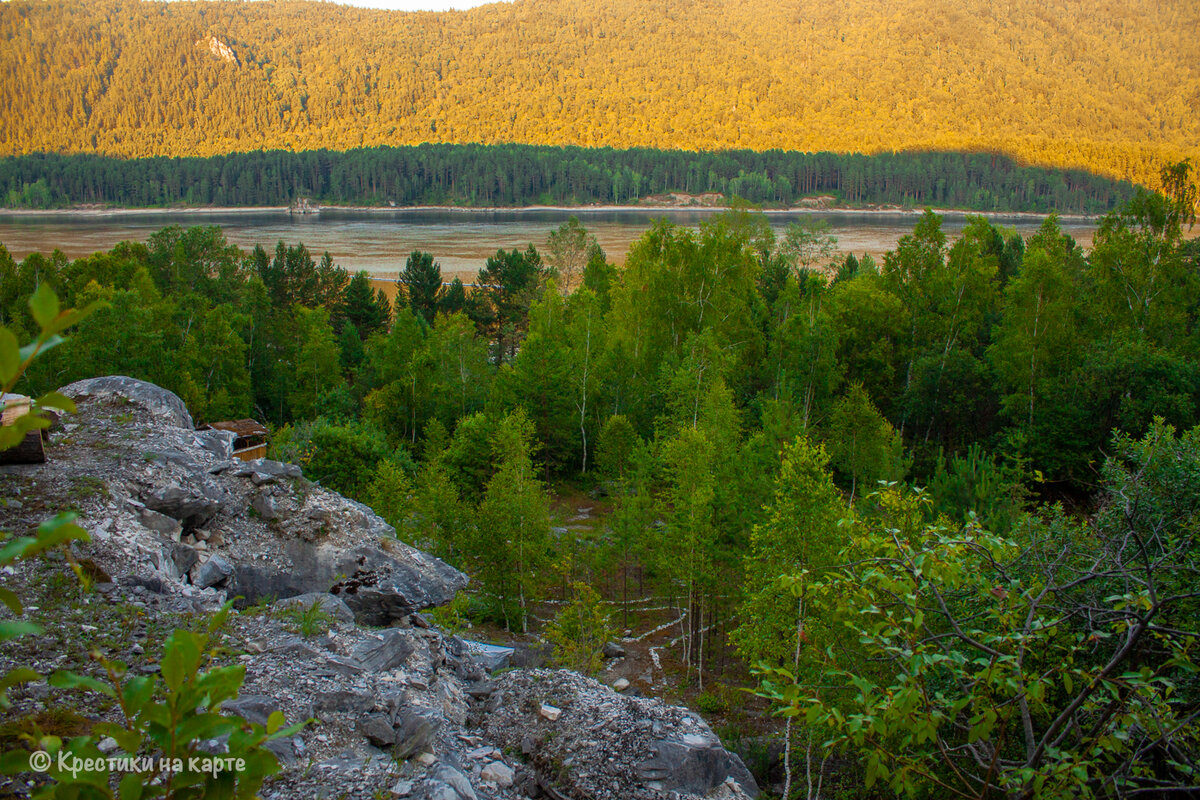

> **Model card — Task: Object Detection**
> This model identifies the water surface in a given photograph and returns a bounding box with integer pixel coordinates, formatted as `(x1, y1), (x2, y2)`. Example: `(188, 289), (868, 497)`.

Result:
(0, 208), (1102, 279)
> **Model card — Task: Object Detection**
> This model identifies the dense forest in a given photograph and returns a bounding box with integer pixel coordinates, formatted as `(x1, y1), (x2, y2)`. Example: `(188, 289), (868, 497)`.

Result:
(1, 0), (1197, 188)
(3, 161), (1199, 796)
(0, 147), (1138, 213)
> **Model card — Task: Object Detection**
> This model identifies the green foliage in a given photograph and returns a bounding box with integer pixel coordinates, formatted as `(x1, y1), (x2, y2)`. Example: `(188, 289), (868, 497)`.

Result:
(397, 251), (443, 326)
(426, 591), (474, 636)
(289, 306), (343, 421)
(12, 604), (306, 798)
(755, 453), (1200, 798)
(440, 412), (500, 496)
(472, 245), (549, 363)
(279, 599), (336, 638)
(362, 460), (416, 537)
(545, 216), (603, 290)
(732, 437), (846, 668)
(596, 414), (638, 484)
(779, 220), (838, 272)
(472, 409), (551, 632)
(0, 148), (1138, 214)
(412, 457), (474, 561)
(271, 418), (413, 501)
(926, 443), (1026, 533)
(544, 583), (614, 676)
(340, 271), (390, 340)
(825, 382), (906, 501)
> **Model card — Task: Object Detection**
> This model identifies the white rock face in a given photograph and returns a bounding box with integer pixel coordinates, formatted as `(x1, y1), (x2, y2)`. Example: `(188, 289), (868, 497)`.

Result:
(195, 35), (239, 66)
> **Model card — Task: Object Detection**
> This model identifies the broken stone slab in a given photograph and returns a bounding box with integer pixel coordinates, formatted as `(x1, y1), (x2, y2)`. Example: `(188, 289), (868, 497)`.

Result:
(59, 376), (194, 429)
(352, 629), (414, 672)
(316, 748), (397, 775)
(483, 669), (759, 799)
(264, 737), (300, 767)
(194, 429), (236, 461)
(233, 459), (303, 480)
(312, 657), (367, 679)
(310, 690), (376, 717)
(358, 714), (396, 747)
(152, 537), (198, 581)
(207, 459), (239, 475)
(424, 765), (478, 800)
(467, 746), (499, 760)
(143, 482), (226, 529)
(272, 592), (355, 625)
(393, 711), (436, 760)
(250, 493), (281, 520)
(466, 679), (496, 700)
(191, 554), (234, 589)
(636, 735), (760, 798)
(222, 695), (279, 727)
(538, 704), (561, 721)
(228, 542), (467, 627)
(480, 761), (514, 788)
(460, 640), (515, 673)
(133, 502), (184, 540)
(510, 641), (553, 669)
(329, 545), (469, 626)
(270, 638), (323, 659)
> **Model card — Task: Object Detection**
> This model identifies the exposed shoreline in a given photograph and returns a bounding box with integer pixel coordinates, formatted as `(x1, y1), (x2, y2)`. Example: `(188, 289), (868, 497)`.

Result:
(0, 203), (1103, 222)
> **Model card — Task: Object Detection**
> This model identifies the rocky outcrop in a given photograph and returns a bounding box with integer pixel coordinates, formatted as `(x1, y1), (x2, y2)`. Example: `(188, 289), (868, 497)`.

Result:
(195, 35), (239, 66)
(50, 376), (468, 623)
(480, 670), (758, 799)
(60, 375), (195, 429)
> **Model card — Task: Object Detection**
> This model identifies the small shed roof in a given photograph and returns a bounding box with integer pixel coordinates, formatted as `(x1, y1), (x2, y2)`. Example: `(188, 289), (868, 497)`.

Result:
(198, 419), (268, 438)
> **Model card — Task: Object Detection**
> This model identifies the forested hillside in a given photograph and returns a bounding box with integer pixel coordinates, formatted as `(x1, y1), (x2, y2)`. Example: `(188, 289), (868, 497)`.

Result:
(1, 0), (1196, 188)
(0, 147), (1137, 213)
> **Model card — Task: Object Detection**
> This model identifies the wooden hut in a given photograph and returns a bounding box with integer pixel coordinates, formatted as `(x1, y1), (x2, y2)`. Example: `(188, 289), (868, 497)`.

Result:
(198, 419), (269, 461)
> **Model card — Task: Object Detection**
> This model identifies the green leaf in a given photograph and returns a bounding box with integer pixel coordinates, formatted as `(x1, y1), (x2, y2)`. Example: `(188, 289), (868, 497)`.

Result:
(0, 587), (23, 616)
(20, 513), (90, 558)
(34, 391), (75, 414)
(161, 631), (204, 691)
(266, 710), (285, 735)
(119, 771), (146, 800)
(19, 333), (64, 362)
(1, 667), (41, 690)
(121, 675), (155, 717)
(0, 749), (38, 775)
(0, 620), (42, 641)
(48, 670), (116, 698)
(0, 536), (36, 565)
(28, 285), (60, 332)
(0, 327), (19, 384)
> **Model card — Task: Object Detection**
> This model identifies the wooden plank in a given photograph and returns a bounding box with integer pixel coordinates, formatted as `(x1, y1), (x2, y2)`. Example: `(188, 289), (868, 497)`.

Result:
(1, 394), (32, 427)
(232, 444), (268, 462)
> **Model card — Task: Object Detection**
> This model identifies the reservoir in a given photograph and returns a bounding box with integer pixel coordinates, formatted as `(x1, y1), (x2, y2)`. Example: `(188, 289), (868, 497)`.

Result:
(0, 207), (1103, 282)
